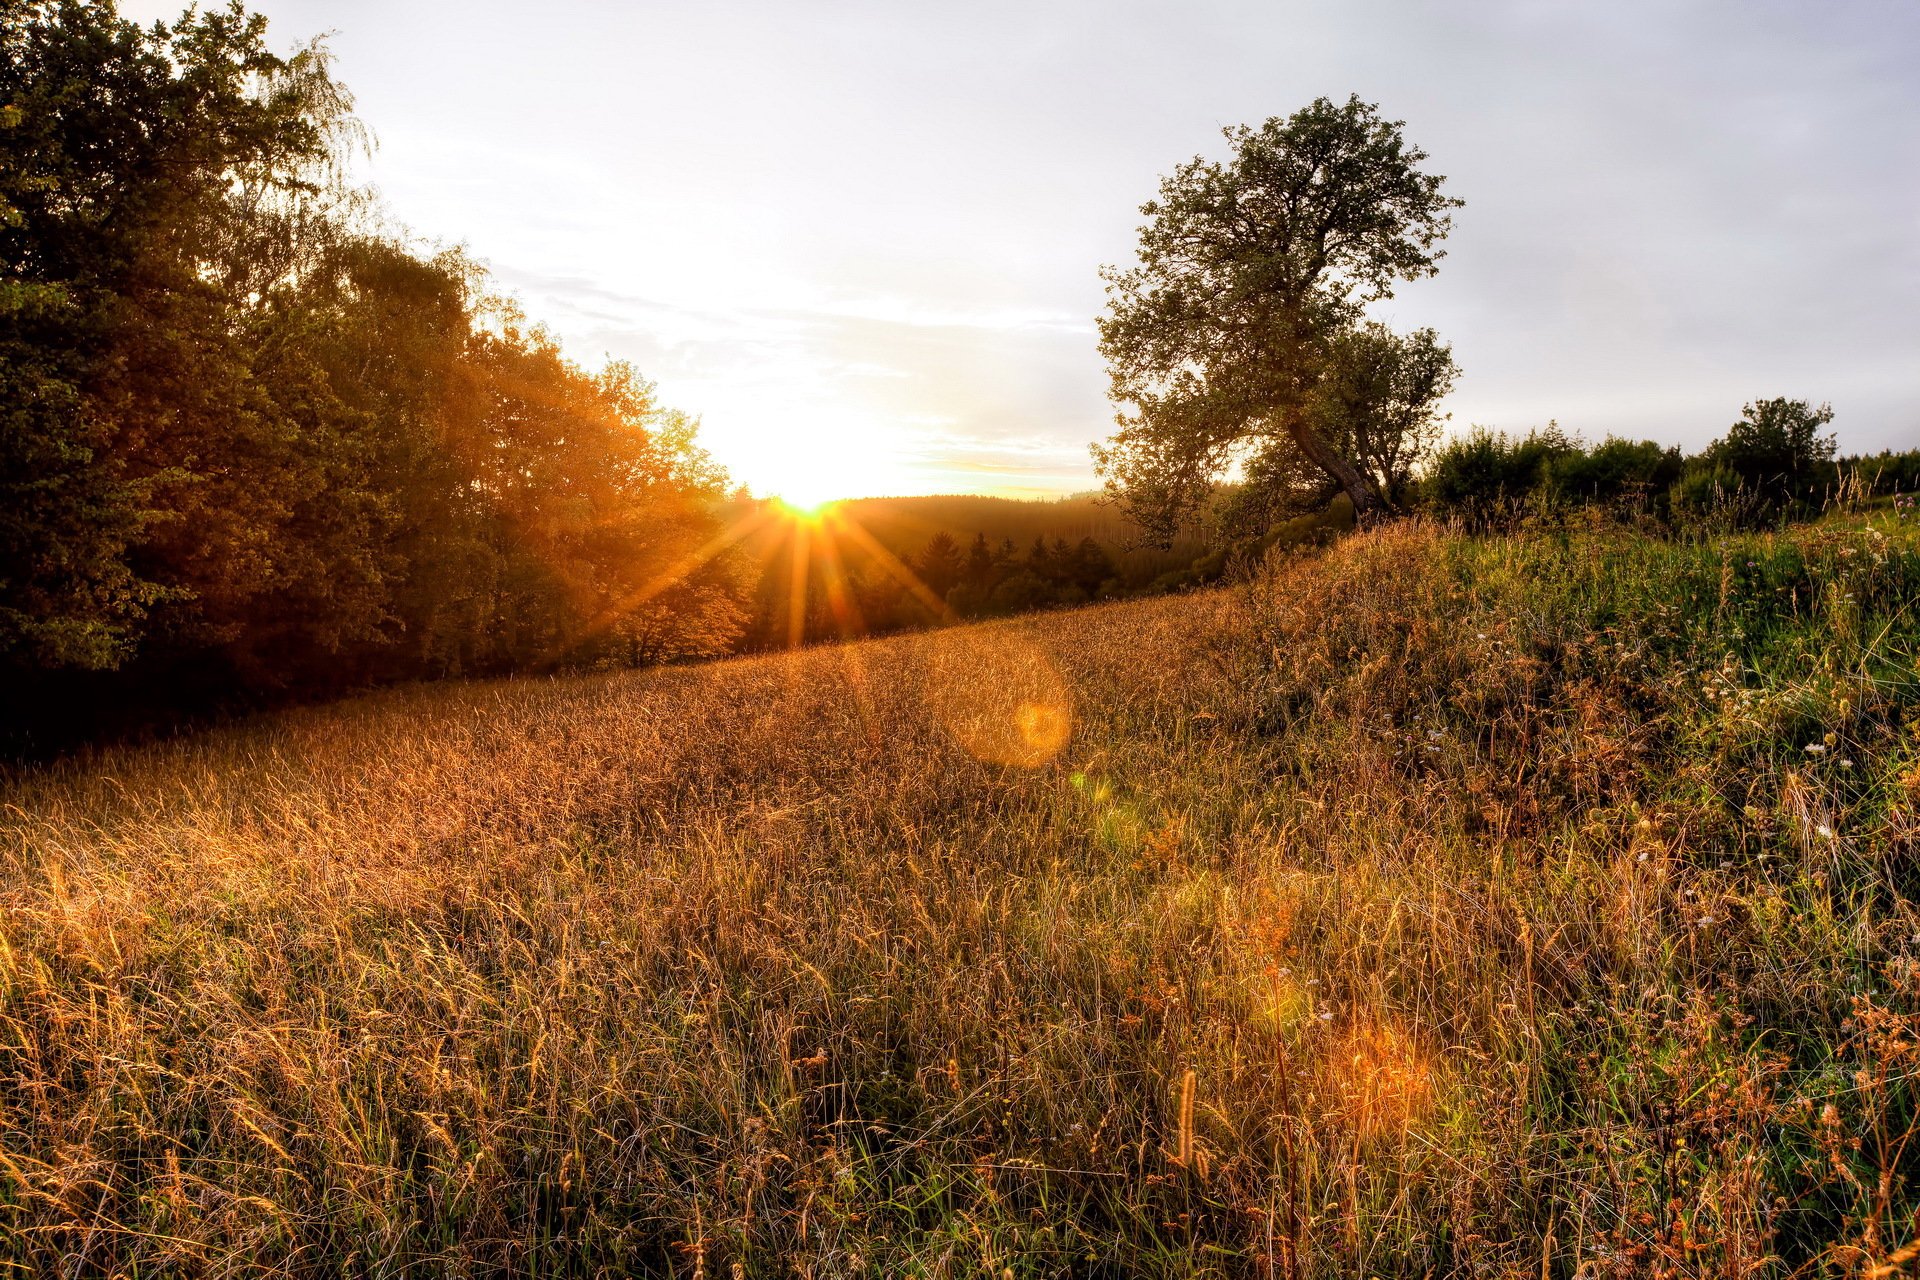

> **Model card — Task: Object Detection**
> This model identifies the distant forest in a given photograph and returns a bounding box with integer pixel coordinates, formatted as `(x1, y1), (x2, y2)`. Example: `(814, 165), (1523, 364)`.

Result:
(730, 494), (1209, 651)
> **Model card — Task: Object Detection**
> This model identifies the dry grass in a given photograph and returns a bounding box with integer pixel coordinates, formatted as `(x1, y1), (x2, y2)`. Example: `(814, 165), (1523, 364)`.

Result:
(4, 517), (1920, 1276)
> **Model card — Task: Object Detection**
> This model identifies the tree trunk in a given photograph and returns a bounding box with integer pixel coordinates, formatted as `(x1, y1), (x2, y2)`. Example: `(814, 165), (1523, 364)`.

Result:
(1286, 418), (1390, 522)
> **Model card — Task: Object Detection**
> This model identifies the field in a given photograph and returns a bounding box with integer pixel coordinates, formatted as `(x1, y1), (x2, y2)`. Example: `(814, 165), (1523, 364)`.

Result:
(4, 517), (1919, 1276)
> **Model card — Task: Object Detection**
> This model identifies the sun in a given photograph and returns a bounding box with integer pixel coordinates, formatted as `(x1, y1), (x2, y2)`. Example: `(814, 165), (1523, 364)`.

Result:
(772, 488), (840, 518)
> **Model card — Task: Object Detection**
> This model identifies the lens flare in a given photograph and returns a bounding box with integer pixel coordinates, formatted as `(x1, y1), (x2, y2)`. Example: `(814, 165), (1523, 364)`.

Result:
(1332, 1018), (1435, 1143)
(922, 628), (1072, 768)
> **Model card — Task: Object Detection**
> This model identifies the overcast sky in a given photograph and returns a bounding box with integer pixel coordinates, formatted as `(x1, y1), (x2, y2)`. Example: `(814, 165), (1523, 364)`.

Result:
(131, 0), (1920, 499)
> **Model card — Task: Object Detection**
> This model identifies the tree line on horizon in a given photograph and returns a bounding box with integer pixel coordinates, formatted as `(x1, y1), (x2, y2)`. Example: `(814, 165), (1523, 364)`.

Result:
(739, 525), (1128, 650)
(820, 407), (1920, 613)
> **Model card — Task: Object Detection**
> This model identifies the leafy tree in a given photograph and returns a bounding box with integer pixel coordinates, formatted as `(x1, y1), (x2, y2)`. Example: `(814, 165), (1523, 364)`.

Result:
(988, 570), (1048, 615)
(0, 0), (341, 670)
(1095, 96), (1461, 538)
(1303, 322), (1456, 504)
(1421, 424), (1578, 521)
(1545, 437), (1682, 511)
(0, 1), (748, 745)
(1699, 398), (1836, 496)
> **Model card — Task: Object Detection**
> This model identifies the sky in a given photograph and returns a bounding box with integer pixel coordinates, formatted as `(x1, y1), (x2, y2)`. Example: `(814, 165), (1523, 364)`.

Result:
(132, 0), (1920, 501)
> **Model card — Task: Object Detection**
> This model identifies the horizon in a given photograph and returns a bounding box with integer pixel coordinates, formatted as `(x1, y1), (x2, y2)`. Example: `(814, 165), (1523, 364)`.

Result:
(122, 0), (1920, 503)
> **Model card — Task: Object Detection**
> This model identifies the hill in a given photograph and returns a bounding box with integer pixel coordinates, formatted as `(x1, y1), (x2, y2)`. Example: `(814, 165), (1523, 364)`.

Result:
(3, 516), (1918, 1274)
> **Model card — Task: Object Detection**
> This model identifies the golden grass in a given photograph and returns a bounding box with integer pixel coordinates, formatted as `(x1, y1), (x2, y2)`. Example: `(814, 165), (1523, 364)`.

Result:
(3, 519), (1919, 1275)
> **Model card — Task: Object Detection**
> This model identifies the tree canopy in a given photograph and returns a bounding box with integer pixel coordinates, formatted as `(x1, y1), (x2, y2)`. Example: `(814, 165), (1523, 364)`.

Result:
(1094, 95), (1461, 539)
(1, 1), (746, 744)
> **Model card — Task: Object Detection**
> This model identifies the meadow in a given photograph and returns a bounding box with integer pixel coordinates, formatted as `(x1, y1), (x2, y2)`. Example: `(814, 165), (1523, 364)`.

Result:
(3, 514), (1919, 1277)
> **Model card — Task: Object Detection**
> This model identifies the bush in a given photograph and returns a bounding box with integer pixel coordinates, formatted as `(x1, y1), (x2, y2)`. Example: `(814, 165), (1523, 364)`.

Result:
(1543, 436), (1683, 513)
(1417, 424), (1577, 525)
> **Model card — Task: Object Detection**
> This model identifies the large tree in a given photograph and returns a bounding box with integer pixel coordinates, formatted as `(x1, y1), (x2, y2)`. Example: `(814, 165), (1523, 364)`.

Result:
(1, 1), (749, 745)
(1094, 95), (1461, 539)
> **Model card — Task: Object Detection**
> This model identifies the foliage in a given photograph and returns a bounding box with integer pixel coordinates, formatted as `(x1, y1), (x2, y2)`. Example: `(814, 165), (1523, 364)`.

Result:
(1418, 422), (1581, 525)
(0, 2), (744, 748)
(1673, 398), (1840, 525)
(1095, 95), (1461, 535)
(1417, 407), (1914, 534)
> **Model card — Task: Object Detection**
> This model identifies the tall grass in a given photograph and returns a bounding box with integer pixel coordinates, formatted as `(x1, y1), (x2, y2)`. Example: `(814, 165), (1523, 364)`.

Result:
(3, 515), (1918, 1276)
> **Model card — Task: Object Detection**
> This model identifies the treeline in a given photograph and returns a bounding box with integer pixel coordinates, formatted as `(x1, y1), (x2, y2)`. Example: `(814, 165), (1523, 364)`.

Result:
(826, 493), (1205, 563)
(1111, 397), (1920, 600)
(742, 526), (1128, 649)
(1417, 399), (1920, 529)
(1, 4), (746, 746)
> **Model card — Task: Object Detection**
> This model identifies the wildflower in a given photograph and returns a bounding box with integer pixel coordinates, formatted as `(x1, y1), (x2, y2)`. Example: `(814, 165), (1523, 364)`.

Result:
(1804, 743), (1827, 755)
(1816, 824), (1835, 840)
(1838, 758), (1853, 769)
(1318, 1011), (1334, 1022)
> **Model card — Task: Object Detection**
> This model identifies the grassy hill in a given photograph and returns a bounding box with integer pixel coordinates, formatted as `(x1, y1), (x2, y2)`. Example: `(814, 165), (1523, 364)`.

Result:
(3, 516), (1918, 1275)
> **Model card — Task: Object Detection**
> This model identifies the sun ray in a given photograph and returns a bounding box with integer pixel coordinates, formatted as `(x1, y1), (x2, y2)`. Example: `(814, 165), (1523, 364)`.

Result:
(785, 517), (812, 651)
(578, 501), (778, 640)
(809, 519), (870, 641)
(822, 507), (955, 623)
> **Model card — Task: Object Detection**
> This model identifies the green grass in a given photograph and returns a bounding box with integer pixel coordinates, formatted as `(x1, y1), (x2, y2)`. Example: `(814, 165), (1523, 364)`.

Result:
(3, 514), (1919, 1276)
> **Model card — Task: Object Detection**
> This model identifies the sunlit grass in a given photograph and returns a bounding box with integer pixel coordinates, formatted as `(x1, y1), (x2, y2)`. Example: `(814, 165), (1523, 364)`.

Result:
(2, 514), (1918, 1275)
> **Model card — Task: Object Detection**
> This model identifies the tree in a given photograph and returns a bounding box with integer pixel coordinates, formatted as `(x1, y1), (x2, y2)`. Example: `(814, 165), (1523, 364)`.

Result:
(0, 1), (751, 745)
(1066, 537), (1114, 595)
(1302, 322), (1456, 505)
(0, 0), (342, 670)
(915, 531), (964, 600)
(1702, 398), (1836, 495)
(964, 533), (993, 588)
(1026, 536), (1052, 580)
(1094, 95), (1461, 539)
